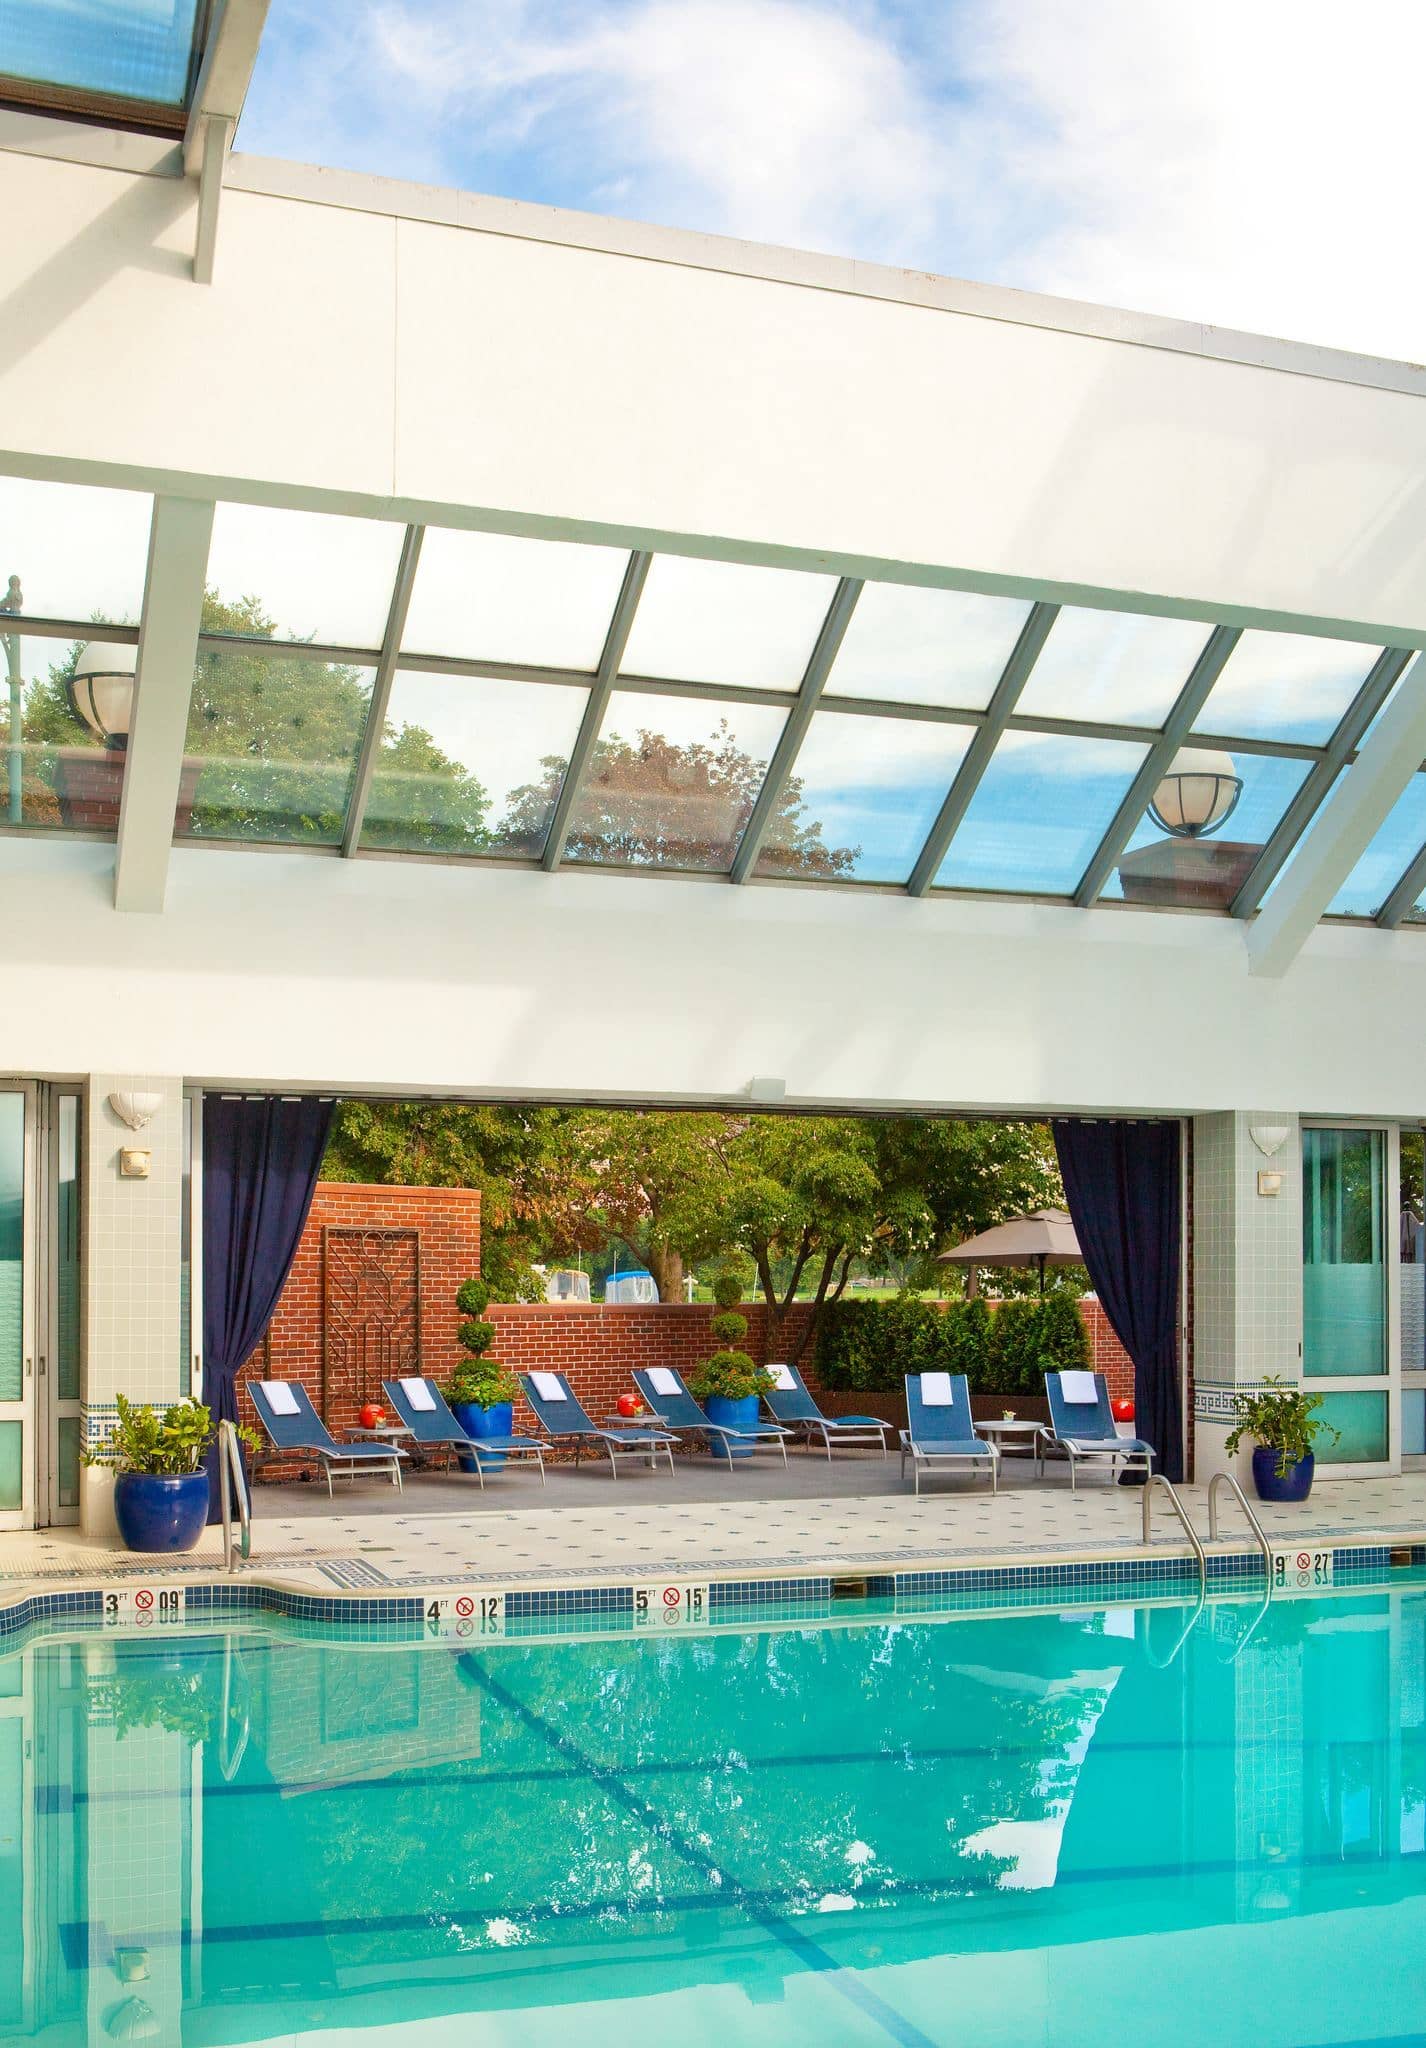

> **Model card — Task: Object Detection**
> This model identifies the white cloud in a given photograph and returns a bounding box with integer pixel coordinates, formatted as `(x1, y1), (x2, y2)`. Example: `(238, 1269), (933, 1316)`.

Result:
(243, 0), (1426, 361)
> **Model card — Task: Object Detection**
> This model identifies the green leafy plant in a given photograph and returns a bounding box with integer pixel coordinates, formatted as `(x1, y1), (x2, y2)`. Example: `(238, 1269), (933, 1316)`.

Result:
(709, 1311), (748, 1345)
(443, 1278), (518, 1408)
(86, 1664), (213, 1745)
(1224, 1375), (1340, 1477)
(81, 1394), (252, 1476)
(687, 1350), (775, 1403)
(815, 1295), (1089, 1396)
(711, 1268), (745, 1312)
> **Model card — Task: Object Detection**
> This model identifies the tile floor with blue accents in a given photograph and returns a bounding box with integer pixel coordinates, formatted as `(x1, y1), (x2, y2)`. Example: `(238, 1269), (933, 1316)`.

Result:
(4, 1468), (1426, 1606)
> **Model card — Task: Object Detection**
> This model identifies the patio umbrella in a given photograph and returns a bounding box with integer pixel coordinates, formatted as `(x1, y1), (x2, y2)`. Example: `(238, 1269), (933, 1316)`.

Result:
(935, 1208), (1082, 1296)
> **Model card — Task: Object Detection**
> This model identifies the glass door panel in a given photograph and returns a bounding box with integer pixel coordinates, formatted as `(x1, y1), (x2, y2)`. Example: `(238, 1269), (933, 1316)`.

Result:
(1402, 1129), (1426, 1463)
(1303, 1125), (1391, 1472)
(0, 1089), (32, 1526)
(45, 1093), (81, 1522)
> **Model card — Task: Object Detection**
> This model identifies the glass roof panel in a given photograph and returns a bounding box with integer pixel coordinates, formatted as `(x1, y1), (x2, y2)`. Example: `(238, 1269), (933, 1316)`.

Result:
(935, 732), (1148, 896)
(205, 504), (404, 650)
(618, 556), (836, 690)
(177, 646), (374, 846)
(757, 713), (970, 884)
(823, 583), (1030, 711)
(0, 476), (151, 623)
(0, 0), (203, 107)
(1191, 630), (1379, 744)
(1102, 750), (1312, 907)
(402, 528), (629, 671)
(0, 620), (128, 833)
(1015, 608), (1211, 727)
(361, 669), (589, 859)
(564, 693), (786, 871)
(1327, 774), (1426, 918)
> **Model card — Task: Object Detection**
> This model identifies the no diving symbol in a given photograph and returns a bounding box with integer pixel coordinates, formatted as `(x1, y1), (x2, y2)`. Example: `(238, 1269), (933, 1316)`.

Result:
(1297, 1552), (1311, 1571)
(455, 1596), (475, 1618)
(135, 1589), (154, 1612)
(662, 1588), (681, 1607)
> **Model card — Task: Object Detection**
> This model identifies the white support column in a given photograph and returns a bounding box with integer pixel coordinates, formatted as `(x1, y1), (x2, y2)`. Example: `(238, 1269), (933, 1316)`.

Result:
(1246, 651), (1426, 976)
(113, 497), (214, 915)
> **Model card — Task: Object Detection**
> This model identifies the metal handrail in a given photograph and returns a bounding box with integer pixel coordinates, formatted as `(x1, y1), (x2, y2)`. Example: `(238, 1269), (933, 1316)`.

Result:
(1141, 1472), (1207, 1587)
(1207, 1471), (1274, 1586)
(218, 1419), (250, 1573)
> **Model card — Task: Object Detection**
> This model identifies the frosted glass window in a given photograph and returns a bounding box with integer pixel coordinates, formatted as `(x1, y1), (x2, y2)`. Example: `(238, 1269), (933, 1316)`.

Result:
(565, 693), (786, 871)
(1016, 608), (1211, 727)
(403, 529), (629, 671)
(937, 733), (1147, 896)
(759, 714), (971, 884)
(825, 583), (1030, 711)
(0, 476), (150, 622)
(1193, 630), (1378, 744)
(1329, 775), (1426, 918)
(0, 1425), (16, 1513)
(619, 556), (836, 689)
(206, 504), (405, 648)
(1303, 1127), (1385, 1379)
(363, 670), (589, 858)
(0, 1094), (21, 1405)
(1313, 1391), (1388, 1464)
(56, 1095), (78, 1401)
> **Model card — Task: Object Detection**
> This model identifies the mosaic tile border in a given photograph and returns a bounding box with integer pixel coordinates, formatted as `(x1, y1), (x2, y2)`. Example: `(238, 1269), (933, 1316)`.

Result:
(1, 1542), (1420, 1648)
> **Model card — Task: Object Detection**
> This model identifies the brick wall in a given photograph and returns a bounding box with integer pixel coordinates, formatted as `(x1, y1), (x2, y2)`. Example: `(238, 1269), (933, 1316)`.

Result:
(244, 1178), (1138, 1478)
(239, 1182), (481, 1456)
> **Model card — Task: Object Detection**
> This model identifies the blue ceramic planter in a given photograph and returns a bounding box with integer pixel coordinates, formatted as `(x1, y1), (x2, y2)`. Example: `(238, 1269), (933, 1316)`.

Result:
(704, 1392), (758, 1457)
(114, 1471), (210, 1553)
(454, 1400), (513, 1471)
(1252, 1445), (1314, 1503)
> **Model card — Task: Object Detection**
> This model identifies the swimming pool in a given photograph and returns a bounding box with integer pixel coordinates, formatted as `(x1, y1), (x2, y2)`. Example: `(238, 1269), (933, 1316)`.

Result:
(2, 1581), (1424, 2046)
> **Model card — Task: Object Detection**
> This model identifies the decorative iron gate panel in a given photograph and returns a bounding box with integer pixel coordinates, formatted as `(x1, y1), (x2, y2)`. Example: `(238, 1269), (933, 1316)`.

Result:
(321, 1228), (421, 1407)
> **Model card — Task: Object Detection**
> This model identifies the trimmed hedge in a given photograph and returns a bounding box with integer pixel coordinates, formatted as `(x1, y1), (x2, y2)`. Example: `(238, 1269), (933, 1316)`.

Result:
(815, 1293), (1091, 1397)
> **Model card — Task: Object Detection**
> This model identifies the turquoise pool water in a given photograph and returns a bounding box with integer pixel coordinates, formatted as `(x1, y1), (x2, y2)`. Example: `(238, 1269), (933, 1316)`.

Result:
(2, 1584), (1425, 2046)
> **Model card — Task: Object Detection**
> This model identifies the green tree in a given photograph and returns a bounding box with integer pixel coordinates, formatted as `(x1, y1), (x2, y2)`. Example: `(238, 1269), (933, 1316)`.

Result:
(23, 592), (490, 850)
(500, 718), (858, 874)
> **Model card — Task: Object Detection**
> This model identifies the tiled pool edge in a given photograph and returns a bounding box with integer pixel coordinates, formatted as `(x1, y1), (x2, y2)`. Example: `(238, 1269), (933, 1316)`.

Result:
(1, 1540), (1418, 1645)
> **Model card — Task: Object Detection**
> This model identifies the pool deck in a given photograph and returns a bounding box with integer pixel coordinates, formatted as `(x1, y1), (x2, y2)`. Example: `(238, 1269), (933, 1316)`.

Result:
(5, 1457), (1426, 1604)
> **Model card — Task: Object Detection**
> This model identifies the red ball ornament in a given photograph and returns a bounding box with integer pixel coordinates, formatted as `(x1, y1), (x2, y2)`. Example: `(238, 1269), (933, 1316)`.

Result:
(1111, 1397), (1135, 1423)
(359, 1402), (383, 1429)
(616, 1391), (641, 1418)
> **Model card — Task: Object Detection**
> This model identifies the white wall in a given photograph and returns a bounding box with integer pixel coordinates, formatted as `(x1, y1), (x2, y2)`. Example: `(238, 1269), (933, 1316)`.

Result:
(4, 146), (1426, 643)
(4, 840), (1426, 1115)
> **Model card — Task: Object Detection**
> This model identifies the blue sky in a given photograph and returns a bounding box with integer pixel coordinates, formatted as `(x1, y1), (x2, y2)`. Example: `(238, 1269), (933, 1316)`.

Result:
(239, 0), (1426, 363)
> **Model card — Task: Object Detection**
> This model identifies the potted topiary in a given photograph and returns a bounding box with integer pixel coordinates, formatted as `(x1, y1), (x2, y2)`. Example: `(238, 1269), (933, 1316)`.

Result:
(1224, 1375), (1340, 1502)
(84, 1394), (254, 1553)
(444, 1279), (520, 1471)
(687, 1272), (775, 1458)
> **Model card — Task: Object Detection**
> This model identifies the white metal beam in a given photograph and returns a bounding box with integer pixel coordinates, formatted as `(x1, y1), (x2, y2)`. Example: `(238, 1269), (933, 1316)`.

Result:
(183, 0), (270, 175)
(114, 497), (215, 914)
(193, 115), (232, 285)
(1245, 651), (1426, 976)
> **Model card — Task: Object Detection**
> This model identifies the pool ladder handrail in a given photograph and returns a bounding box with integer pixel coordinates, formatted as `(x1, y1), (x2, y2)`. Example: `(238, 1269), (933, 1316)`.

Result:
(1140, 1472), (1207, 1589)
(1206, 1470), (1274, 1587)
(218, 1418), (251, 1574)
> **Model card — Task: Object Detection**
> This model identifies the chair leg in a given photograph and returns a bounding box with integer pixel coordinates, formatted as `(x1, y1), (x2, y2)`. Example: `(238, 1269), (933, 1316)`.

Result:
(606, 1443), (618, 1479)
(325, 1462), (333, 1500)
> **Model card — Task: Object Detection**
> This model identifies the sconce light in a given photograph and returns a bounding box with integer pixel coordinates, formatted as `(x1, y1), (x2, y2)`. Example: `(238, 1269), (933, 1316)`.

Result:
(1249, 1124), (1290, 1159)
(104, 1995), (160, 2040)
(119, 1148), (151, 1180)
(1257, 1170), (1284, 1199)
(108, 1092), (163, 1132)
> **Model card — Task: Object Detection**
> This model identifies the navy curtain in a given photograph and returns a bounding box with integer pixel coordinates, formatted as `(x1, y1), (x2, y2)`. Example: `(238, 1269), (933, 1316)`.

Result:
(202, 1095), (335, 1519)
(1052, 1119), (1183, 1483)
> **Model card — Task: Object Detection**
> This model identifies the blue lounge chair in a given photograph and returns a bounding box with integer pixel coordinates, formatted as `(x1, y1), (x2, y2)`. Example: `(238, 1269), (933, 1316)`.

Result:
(633, 1367), (792, 1467)
(762, 1361), (891, 1459)
(901, 1373), (998, 1495)
(519, 1370), (678, 1478)
(382, 1377), (547, 1488)
(1044, 1370), (1154, 1490)
(250, 1379), (407, 1497)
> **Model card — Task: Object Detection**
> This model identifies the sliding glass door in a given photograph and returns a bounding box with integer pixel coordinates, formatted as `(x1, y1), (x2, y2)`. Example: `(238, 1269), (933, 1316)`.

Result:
(1303, 1124), (1394, 1473)
(0, 1088), (35, 1529)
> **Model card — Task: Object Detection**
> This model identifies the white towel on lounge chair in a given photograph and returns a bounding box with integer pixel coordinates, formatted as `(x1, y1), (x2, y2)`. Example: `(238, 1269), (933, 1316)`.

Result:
(920, 1372), (954, 1405)
(648, 1367), (680, 1396)
(531, 1372), (567, 1402)
(1059, 1370), (1098, 1405)
(400, 1377), (436, 1411)
(768, 1363), (796, 1391)
(261, 1381), (300, 1415)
